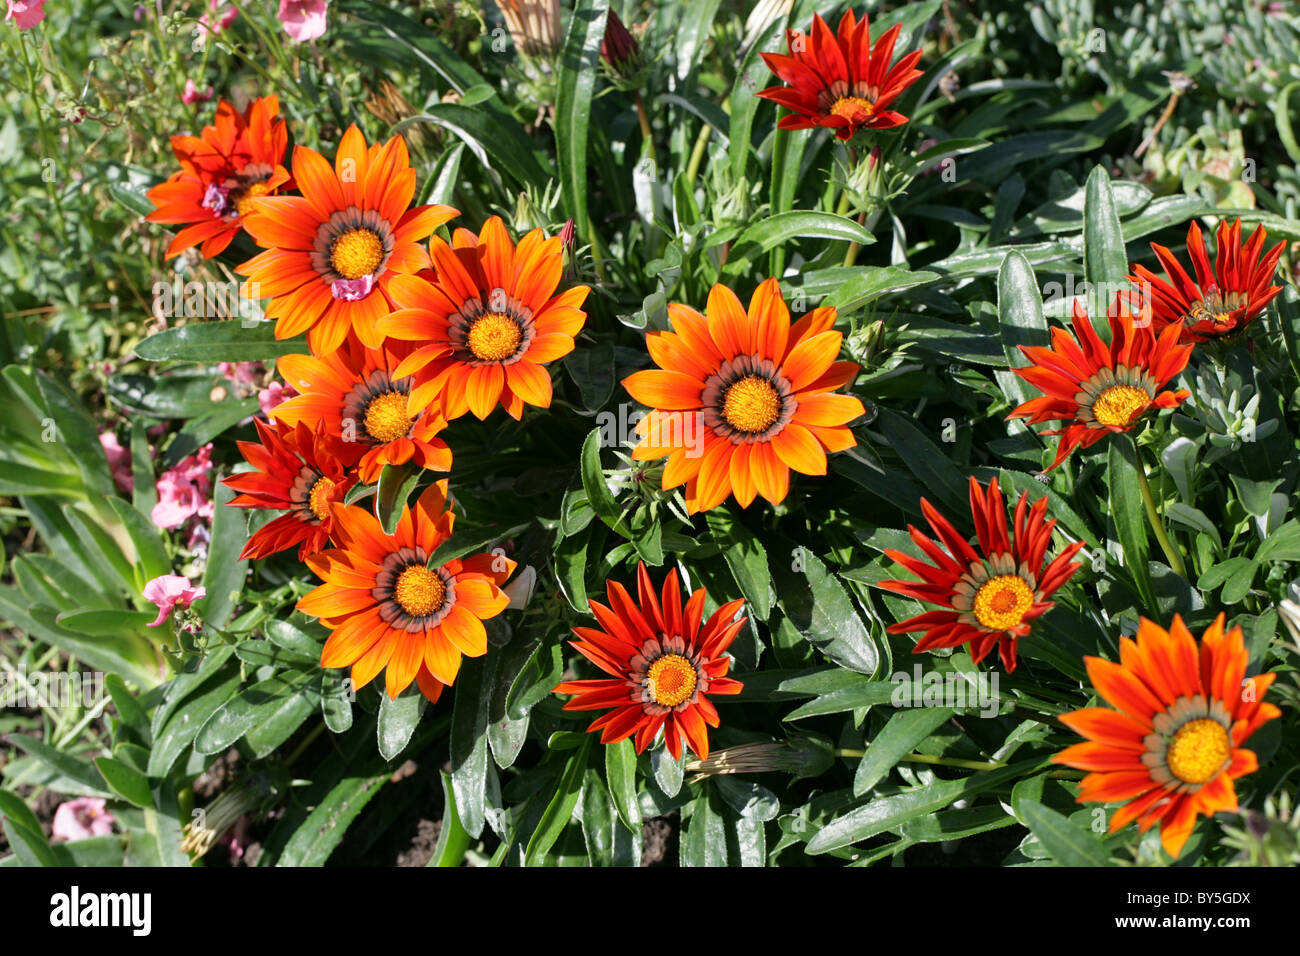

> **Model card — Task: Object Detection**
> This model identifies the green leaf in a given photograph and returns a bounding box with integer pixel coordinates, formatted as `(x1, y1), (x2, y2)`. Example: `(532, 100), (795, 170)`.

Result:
(429, 770), (471, 867)
(707, 510), (774, 621)
(192, 670), (320, 758)
(1107, 440), (1159, 613)
(877, 408), (968, 515)
(338, 0), (485, 94)
(130, 418), (158, 515)
(652, 745), (685, 798)
(555, 0), (607, 232)
(375, 462), (420, 536)
(782, 680), (897, 721)
(673, 0), (724, 81)
(824, 266), (940, 314)
(1020, 799), (1111, 866)
(605, 737), (641, 833)
(398, 105), (551, 193)
(579, 428), (632, 537)
(681, 779), (730, 866)
(36, 372), (116, 498)
(106, 497), (170, 586)
(771, 545), (878, 676)
(1083, 165), (1128, 326)
(4, 734), (110, 795)
(377, 688), (425, 761)
(53, 608), (155, 636)
(0, 789), (43, 836)
(2, 818), (58, 867)
(525, 737), (592, 866)
(807, 758), (1045, 854)
(580, 767), (618, 867)
(853, 707), (955, 796)
(726, 211), (876, 273)
(1273, 81), (1300, 166)
(94, 756), (153, 808)
(728, 10), (788, 181)
(198, 477), (248, 628)
(451, 653), (497, 838)
(134, 322), (309, 363)
(105, 674), (150, 743)
(997, 251), (1049, 407)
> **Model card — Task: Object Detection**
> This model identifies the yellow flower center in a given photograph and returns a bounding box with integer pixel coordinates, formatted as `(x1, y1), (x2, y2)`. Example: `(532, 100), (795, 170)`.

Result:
(467, 313), (523, 362)
(1166, 718), (1231, 785)
(330, 228), (385, 280)
(972, 575), (1034, 631)
(363, 391), (413, 443)
(723, 375), (781, 433)
(1091, 385), (1149, 429)
(646, 654), (697, 708)
(830, 96), (875, 121)
(307, 476), (336, 522)
(234, 182), (271, 217)
(394, 565), (447, 618)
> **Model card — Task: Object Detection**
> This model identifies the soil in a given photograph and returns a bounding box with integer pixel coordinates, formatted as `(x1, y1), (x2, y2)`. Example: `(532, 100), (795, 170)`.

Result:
(395, 818), (443, 867)
(192, 750), (241, 800)
(640, 813), (679, 866)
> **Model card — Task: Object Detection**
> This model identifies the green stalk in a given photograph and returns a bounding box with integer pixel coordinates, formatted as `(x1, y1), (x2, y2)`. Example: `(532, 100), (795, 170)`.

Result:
(683, 120), (713, 189)
(1131, 437), (1187, 578)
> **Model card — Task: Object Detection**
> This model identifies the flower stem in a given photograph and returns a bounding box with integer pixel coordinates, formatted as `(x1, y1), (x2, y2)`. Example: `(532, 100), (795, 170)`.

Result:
(684, 119), (713, 188)
(832, 749), (1007, 772)
(900, 753), (1006, 771)
(1131, 438), (1187, 578)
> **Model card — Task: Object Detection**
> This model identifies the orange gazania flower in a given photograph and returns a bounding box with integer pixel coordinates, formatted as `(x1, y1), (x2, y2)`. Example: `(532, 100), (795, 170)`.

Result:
(622, 278), (864, 513)
(221, 418), (357, 561)
(271, 334), (452, 485)
(299, 481), (515, 703)
(757, 10), (924, 141)
(146, 95), (292, 260)
(1129, 218), (1285, 343)
(381, 217), (590, 420)
(237, 125), (459, 354)
(877, 477), (1084, 672)
(1053, 614), (1280, 859)
(1007, 298), (1193, 471)
(554, 563), (745, 760)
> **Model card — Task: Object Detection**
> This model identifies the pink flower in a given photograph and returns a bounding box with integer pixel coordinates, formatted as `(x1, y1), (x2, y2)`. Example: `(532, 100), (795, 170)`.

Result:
(151, 443), (214, 530)
(5, 0), (46, 29)
(218, 361), (264, 388)
(330, 274), (373, 300)
(257, 380), (296, 417)
(199, 0), (237, 35)
(52, 798), (116, 842)
(143, 574), (207, 628)
(182, 79), (215, 105)
(99, 431), (134, 494)
(278, 0), (328, 42)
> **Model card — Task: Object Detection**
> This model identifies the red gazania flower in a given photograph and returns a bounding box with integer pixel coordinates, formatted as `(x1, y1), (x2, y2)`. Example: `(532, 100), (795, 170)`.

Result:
(622, 278), (864, 513)
(554, 563), (744, 760)
(298, 481), (516, 702)
(877, 477), (1084, 672)
(222, 418), (357, 561)
(1053, 614), (1280, 859)
(757, 10), (924, 141)
(146, 95), (292, 260)
(1129, 218), (1285, 343)
(271, 333), (452, 485)
(237, 125), (459, 354)
(1007, 298), (1193, 471)
(381, 216), (590, 420)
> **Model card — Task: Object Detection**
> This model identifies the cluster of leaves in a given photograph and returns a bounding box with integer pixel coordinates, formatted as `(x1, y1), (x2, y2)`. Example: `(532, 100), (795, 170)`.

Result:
(1, 0), (1299, 867)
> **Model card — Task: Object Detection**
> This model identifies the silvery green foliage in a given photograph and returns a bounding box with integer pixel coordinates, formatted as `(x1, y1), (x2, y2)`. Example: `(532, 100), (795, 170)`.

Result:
(1188, 358), (1279, 462)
